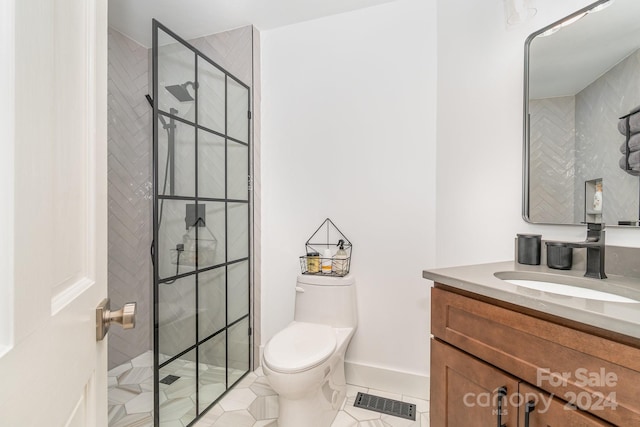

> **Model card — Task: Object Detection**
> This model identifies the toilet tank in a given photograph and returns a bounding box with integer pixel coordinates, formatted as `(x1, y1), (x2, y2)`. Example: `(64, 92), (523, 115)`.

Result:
(294, 274), (357, 329)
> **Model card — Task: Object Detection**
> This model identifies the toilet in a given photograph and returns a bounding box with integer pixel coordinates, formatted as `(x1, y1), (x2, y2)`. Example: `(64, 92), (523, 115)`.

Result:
(262, 274), (357, 427)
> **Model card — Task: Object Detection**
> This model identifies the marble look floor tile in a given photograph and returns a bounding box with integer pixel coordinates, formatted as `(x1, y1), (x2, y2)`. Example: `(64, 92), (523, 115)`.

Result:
(109, 387), (140, 405)
(180, 361), (198, 370)
(159, 390), (167, 405)
(109, 362), (133, 378)
(195, 404), (224, 426)
(249, 376), (276, 397)
(421, 412), (429, 426)
(125, 391), (154, 414)
(401, 396), (429, 414)
(108, 404), (126, 424)
(180, 405), (198, 426)
(159, 396), (195, 422)
(108, 375), (118, 388)
(218, 388), (257, 412)
(209, 410), (255, 427)
(119, 367), (154, 386)
(119, 383), (142, 394)
(380, 414), (420, 427)
(199, 371), (226, 386)
(110, 412), (153, 427)
(140, 380), (154, 393)
(164, 378), (197, 400)
(330, 411), (358, 427)
(131, 351), (154, 367)
(228, 369), (246, 386)
(248, 395), (279, 421)
(198, 382), (226, 407)
(355, 420), (388, 427)
(234, 372), (257, 388)
(108, 359), (429, 427)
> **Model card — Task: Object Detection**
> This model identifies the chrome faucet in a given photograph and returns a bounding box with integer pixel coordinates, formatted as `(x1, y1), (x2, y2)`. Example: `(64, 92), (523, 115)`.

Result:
(556, 223), (607, 279)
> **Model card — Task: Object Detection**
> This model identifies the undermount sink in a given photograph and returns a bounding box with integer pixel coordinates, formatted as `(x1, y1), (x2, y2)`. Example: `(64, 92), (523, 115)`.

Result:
(494, 272), (639, 303)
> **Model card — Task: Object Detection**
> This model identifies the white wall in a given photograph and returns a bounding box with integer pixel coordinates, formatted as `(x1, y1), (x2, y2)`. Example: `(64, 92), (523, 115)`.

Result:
(436, 0), (640, 269)
(261, 0), (640, 387)
(261, 0), (437, 382)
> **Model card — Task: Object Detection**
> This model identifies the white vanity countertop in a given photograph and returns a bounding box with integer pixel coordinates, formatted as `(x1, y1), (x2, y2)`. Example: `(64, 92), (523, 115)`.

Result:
(423, 261), (640, 340)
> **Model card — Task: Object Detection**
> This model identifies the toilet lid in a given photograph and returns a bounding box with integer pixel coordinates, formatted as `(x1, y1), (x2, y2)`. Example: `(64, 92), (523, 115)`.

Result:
(264, 322), (336, 373)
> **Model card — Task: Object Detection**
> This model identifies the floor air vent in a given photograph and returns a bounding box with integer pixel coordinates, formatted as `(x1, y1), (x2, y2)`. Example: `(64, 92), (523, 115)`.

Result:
(159, 375), (180, 385)
(353, 392), (416, 420)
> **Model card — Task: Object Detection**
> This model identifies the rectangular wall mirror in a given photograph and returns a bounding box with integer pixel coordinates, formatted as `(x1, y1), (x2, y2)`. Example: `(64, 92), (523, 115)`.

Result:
(524, 0), (640, 226)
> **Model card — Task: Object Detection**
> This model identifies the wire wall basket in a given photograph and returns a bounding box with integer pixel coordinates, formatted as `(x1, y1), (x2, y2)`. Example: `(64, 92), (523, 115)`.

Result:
(299, 218), (352, 277)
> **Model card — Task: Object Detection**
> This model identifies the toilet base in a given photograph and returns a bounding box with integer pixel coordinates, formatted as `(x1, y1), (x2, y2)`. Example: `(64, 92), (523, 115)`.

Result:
(263, 327), (355, 427)
(277, 380), (345, 427)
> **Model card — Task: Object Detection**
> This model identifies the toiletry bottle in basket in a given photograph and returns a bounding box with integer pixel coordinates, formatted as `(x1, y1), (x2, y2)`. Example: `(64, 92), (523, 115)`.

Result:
(322, 248), (332, 274)
(332, 239), (348, 275)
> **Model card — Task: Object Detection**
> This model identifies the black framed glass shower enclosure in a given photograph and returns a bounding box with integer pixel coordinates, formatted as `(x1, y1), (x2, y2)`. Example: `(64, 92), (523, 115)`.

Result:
(152, 20), (251, 426)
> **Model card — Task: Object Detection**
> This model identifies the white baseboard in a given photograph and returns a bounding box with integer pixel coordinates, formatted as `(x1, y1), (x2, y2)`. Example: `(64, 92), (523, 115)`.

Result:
(345, 361), (430, 401)
(255, 348), (430, 401)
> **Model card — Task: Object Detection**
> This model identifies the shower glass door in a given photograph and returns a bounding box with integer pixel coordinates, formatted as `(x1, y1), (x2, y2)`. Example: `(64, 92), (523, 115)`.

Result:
(152, 20), (251, 426)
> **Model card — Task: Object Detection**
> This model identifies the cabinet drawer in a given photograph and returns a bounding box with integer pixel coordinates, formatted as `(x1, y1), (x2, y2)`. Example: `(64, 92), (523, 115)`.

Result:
(432, 287), (640, 426)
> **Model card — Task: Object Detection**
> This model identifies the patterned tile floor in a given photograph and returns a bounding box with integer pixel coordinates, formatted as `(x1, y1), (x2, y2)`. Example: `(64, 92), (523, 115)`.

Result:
(109, 351), (154, 427)
(109, 352), (430, 427)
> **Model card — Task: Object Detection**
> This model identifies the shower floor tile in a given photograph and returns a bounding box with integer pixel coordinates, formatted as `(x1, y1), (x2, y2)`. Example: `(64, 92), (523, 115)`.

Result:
(109, 351), (154, 427)
(108, 352), (430, 427)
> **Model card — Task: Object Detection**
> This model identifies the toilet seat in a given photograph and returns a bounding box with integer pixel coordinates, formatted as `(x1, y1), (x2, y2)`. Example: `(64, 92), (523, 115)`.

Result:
(264, 322), (337, 374)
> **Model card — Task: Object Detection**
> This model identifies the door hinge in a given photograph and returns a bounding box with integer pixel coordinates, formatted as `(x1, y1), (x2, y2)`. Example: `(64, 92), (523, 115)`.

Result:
(248, 111), (252, 119)
(248, 327), (252, 336)
(248, 175), (253, 191)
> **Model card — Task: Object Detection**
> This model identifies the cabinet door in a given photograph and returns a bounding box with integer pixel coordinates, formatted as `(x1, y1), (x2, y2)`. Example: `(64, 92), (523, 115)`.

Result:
(431, 339), (519, 427)
(519, 383), (614, 427)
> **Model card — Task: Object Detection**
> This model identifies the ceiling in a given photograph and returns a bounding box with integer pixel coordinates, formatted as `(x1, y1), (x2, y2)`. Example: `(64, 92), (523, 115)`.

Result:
(109, 0), (396, 48)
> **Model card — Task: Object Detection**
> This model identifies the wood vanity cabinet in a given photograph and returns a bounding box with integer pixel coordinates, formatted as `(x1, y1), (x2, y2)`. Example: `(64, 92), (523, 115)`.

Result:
(430, 286), (640, 427)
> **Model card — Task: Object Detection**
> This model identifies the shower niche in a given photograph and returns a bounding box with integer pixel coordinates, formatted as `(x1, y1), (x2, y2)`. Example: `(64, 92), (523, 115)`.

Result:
(152, 21), (251, 426)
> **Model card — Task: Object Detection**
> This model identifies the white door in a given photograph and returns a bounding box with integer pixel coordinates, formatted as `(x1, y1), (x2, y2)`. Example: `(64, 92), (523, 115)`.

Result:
(0, 0), (109, 426)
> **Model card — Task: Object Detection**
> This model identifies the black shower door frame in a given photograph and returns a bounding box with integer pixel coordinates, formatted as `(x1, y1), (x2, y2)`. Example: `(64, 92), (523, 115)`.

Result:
(151, 19), (252, 427)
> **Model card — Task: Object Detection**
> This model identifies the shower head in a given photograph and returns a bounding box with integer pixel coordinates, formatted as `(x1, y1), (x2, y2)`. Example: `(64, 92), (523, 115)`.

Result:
(165, 81), (197, 102)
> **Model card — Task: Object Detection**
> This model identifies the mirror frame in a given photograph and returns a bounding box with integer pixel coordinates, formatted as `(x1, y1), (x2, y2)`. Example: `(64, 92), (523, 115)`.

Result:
(522, 0), (613, 225)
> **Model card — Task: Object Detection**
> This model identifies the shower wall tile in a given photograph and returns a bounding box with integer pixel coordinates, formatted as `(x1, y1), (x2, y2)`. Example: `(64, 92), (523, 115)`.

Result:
(529, 96), (576, 223)
(575, 48), (640, 224)
(531, 49), (640, 225)
(108, 28), (153, 369)
(189, 26), (254, 86)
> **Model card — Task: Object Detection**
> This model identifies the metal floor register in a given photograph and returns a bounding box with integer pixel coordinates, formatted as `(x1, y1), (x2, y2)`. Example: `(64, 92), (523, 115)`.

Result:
(353, 392), (416, 421)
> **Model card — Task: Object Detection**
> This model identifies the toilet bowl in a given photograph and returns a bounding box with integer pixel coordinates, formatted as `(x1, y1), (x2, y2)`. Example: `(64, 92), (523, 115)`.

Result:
(262, 274), (357, 427)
